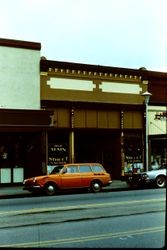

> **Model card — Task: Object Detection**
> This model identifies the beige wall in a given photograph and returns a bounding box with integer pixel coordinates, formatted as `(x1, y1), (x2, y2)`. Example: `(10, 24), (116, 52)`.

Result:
(0, 46), (40, 109)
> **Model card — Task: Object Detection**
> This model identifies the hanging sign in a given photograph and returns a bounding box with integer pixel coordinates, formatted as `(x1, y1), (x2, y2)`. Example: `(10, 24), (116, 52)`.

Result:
(48, 143), (68, 165)
(154, 112), (167, 121)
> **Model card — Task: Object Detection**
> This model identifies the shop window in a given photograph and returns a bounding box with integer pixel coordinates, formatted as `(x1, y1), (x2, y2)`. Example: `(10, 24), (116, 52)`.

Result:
(0, 145), (9, 168)
(151, 138), (167, 168)
(123, 133), (143, 174)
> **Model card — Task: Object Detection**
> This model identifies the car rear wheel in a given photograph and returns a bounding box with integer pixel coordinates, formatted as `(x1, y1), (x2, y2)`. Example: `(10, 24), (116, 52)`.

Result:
(155, 176), (166, 188)
(44, 183), (57, 195)
(90, 180), (102, 193)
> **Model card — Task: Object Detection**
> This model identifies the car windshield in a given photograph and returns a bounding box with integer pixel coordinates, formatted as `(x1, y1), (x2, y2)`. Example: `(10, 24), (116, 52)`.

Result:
(50, 165), (64, 174)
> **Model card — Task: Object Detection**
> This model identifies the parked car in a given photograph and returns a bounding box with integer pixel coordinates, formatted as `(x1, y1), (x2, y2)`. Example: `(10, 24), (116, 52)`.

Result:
(126, 166), (166, 188)
(23, 163), (112, 195)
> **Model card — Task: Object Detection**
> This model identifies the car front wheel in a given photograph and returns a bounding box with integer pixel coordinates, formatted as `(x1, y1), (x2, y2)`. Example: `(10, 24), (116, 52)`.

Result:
(155, 176), (166, 188)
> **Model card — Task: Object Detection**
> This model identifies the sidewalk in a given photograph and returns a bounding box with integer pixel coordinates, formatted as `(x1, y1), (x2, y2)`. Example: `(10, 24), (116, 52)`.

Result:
(0, 180), (129, 199)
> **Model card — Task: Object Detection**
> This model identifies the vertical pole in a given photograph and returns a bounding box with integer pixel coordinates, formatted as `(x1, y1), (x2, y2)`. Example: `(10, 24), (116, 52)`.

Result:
(42, 130), (48, 174)
(69, 107), (75, 163)
(141, 90), (151, 172)
(45, 131), (48, 172)
(145, 102), (148, 171)
(120, 111), (125, 178)
(69, 131), (75, 163)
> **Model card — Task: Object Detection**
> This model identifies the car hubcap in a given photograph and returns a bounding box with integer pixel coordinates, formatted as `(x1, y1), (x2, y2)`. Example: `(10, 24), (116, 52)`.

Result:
(48, 185), (54, 192)
(93, 183), (100, 190)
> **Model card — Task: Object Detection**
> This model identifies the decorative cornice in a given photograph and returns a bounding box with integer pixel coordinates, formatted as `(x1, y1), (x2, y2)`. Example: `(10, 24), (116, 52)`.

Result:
(40, 59), (167, 82)
(0, 38), (41, 51)
(41, 67), (141, 82)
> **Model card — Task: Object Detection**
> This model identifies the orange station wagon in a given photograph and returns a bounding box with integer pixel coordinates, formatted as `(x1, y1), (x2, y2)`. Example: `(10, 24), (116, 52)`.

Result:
(23, 163), (112, 195)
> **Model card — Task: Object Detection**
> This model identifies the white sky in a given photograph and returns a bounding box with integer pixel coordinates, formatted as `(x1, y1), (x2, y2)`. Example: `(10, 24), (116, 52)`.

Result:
(1, 0), (167, 72)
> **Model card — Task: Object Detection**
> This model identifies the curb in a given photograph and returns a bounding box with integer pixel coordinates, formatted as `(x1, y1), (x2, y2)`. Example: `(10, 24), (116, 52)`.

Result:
(0, 182), (130, 199)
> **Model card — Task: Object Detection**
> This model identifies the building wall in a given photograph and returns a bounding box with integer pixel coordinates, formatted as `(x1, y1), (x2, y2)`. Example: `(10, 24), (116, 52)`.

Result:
(0, 39), (41, 109)
(40, 60), (147, 178)
(148, 106), (167, 135)
(0, 39), (53, 184)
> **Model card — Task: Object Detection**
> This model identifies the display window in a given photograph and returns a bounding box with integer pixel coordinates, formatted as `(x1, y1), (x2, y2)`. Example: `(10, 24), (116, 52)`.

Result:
(47, 132), (69, 174)
(150, 137), (167, 169)
(0, 133), (42, 183)
(123, 132), (143, 175)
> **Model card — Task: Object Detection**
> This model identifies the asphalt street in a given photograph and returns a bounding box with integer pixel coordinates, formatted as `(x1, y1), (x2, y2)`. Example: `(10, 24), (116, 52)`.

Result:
(0, 187), (166, 248)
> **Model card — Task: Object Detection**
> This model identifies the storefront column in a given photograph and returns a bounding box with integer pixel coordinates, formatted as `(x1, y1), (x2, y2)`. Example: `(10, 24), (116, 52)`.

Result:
(121, 131), (125, 178)
(42, 130), (48, 174)
(69, 131), (75, 163)
(120, 111), (125, 179)
(69, 107), (75, 163)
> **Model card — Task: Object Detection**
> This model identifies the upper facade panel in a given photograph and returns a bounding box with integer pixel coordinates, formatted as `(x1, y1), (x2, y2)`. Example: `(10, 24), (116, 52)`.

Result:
(40, 59), (148, 105)
(0, 38), (41, 110)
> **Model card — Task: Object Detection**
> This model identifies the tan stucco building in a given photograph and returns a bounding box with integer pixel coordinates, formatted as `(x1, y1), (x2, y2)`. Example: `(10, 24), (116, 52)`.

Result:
(40, 59), (149, 179)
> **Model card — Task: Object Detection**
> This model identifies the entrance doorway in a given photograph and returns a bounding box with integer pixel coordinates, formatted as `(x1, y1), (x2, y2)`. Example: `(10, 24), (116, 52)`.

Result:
(75, 130), (121, 179)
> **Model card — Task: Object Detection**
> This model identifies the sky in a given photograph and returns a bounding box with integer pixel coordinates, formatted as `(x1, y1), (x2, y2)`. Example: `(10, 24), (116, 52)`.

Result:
(0, 0), (167, 72)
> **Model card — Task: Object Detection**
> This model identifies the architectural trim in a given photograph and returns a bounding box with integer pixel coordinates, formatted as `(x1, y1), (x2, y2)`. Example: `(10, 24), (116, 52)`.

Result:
(0, 38), (41, 50)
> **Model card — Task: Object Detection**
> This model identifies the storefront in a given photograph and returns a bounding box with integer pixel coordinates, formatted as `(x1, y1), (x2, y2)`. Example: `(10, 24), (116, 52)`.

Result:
(0, 132), (42, 183)
(148, 106), (167, 169)
(0, 109), (53, 185)
(40, 102), (144, 179)
(147, 71), (167, 170)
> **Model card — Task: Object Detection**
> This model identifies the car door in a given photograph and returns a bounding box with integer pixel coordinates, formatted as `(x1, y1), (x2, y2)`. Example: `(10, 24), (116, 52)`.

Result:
(61, 165), (82, 189)
(79, 165), (94, 187)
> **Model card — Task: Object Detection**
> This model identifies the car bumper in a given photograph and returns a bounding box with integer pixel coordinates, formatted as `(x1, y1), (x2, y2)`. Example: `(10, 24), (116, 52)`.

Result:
(104, 180), (112, 187)
(23, 185), (42, 191)
(127, 176), (153, 185)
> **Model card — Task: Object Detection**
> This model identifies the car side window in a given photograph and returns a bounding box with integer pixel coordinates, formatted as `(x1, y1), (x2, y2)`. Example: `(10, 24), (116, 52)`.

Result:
(91, 165), (104, 172)
(50, 165), (64, 174)
(66, 166), (79, 173)
(79, 165), (92, 173)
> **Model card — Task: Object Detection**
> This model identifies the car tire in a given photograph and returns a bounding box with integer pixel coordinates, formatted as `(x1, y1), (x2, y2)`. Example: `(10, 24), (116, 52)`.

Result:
(44, 183), (57, 195)
(155, 175), (166, 188)
(90, 180), (102, 193)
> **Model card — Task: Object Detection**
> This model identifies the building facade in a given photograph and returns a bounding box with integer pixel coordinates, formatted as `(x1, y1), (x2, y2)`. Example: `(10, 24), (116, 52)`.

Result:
(0, 39), (53, 184)
(147, 71), (167, 169)
(40, 59), (149, 179)
(0, 38), (166, 185)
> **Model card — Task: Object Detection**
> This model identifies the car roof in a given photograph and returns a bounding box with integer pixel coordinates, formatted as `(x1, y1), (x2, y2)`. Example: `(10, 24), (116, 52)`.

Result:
(64, 163), (102, 166)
